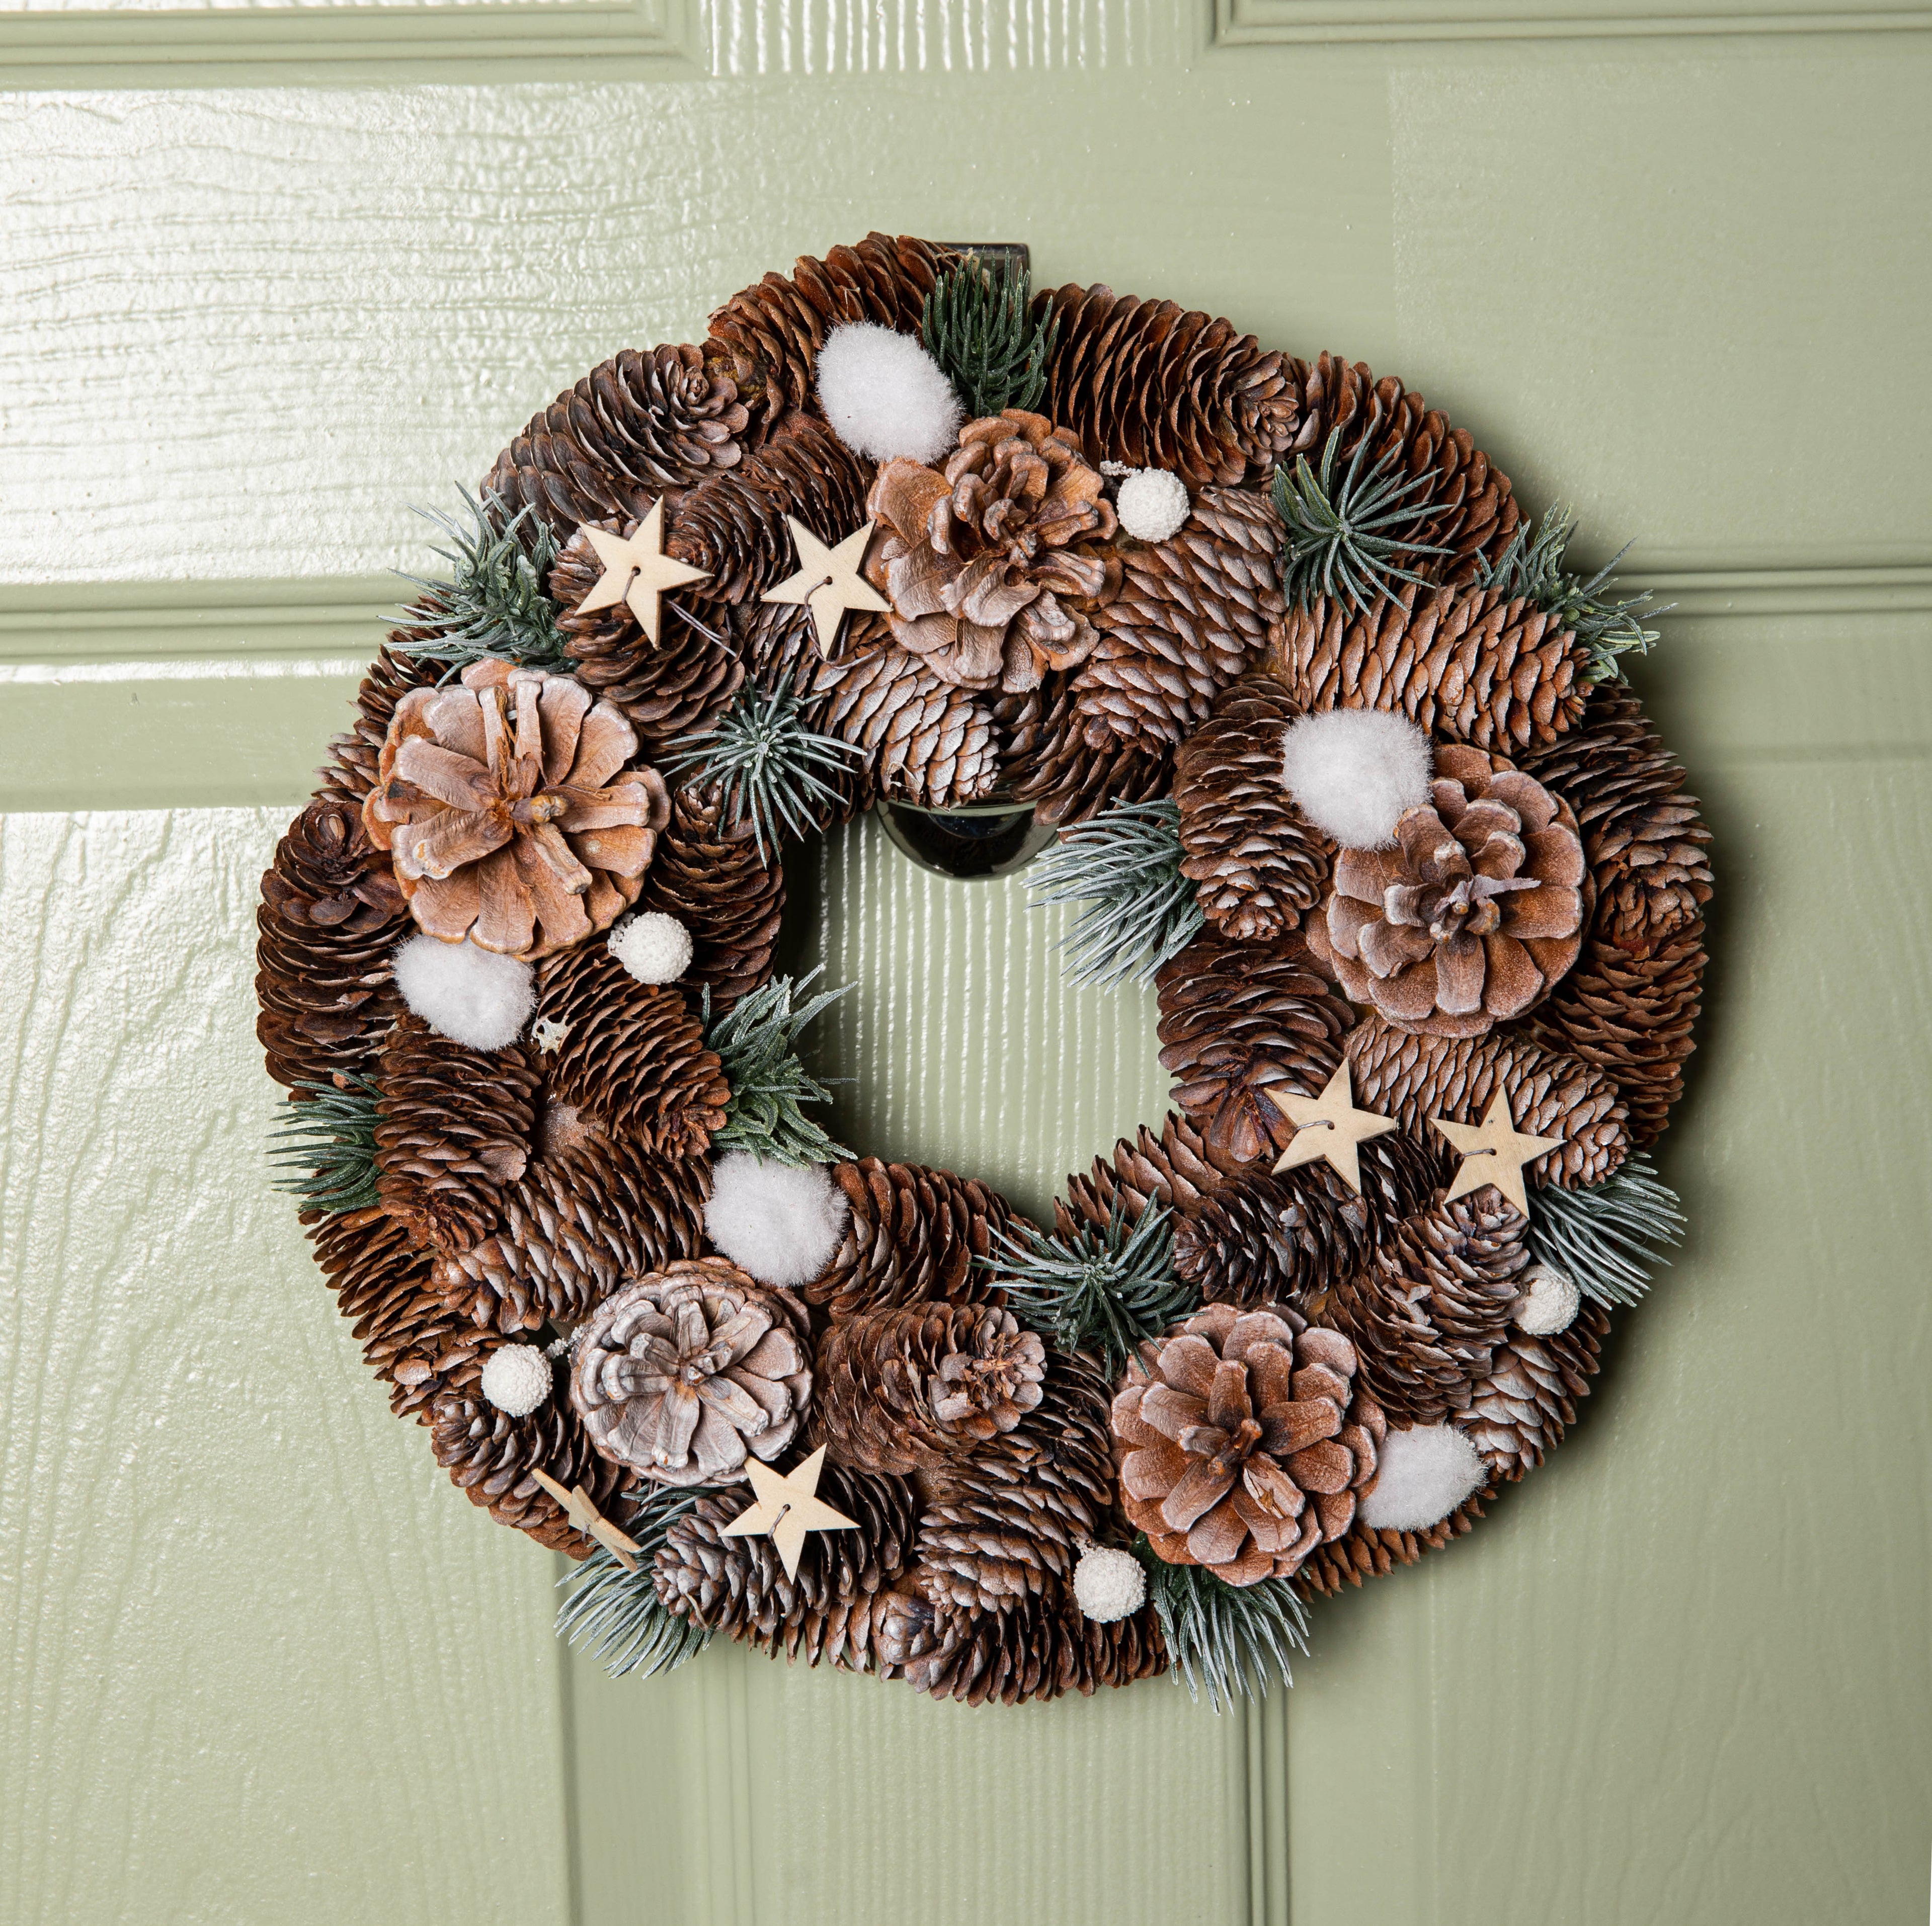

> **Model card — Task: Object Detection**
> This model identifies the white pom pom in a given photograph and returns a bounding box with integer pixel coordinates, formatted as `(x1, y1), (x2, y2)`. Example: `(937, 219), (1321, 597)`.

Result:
(1359, 1424), (1488, 1532)
(816, 322), (963, 465)
(703, 1152), (850, 1290)
(392, 934), (534, 1051)
(1114, 468), (1191, 543)
(1072, 1545), (1147, 1624)
(1514, 1261), (1582, 1335)
(608, 911), (694, 986)
(479, 1344), (553, 1417)
(1280, 707), (1434, 849)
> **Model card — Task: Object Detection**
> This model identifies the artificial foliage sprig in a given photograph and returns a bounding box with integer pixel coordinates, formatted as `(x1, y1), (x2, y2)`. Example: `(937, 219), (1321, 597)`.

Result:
(1475, 504), (1669, 683)
(1028, 798), (1204, 989)
(703, 969), (854, 1167)
(1272, 428), (1451, 613)
(1137, 1548), (1312, 1711)
(985, 1199), (1196, 1380)
(267, 1076), (380, 1214)
(399, 487), (571, 673)
(1529, 1152), (1685, 1307)
(554, 1485), (712, 1678)
(920, 253), (1060, 420)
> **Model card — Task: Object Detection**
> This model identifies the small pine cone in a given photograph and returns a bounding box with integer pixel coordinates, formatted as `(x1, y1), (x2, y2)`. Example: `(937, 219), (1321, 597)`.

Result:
(1525, 921), (1705, 1150)
(1056, 1111), (1218, 1242)
(1268, 582), (1588, 752)
(891, 1587), (1169, 1706)
(706, 232), (954, 434)
(1519, 684), (1714, 951)
(1174, 676), (1330, 942)
(1031, 282), (1304, 487)
(482, 342), (751, 540)
(803, 1159), (1021, 1321)
(1461, 1302), (1609, 1480)
(429, 1343), (627, 1557)
(314, 641), (439, 809)
(256, 796), (410, 1092)
(1154, 929), (1358, 1173)
(1293, 1493), (1486, 1598)
(533, 945), (729, 1161)
(635, 782), (784, 1012)
(1344, 1015), (1631, 1188)
(1072, 489), (1286, 752)
(372, 1015), (540, 1255)
(1000, 668), (1173, 826)
(1169, 1133), (1444, 1307)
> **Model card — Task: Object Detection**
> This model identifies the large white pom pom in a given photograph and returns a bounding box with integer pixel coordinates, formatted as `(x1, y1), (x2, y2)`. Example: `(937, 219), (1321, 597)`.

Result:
(608, 911), (694, 986)
(479, 1344), (553, 1417)
(703, 1152), (850, 1289)
(1280, 708), (1433, 850)
(1514, 1261), (1582, 1335)
(1072, 1545), (1147, 1624)
(1114, 468), (1191, 543)
(1359, 1424), (1488, 1531)
(392, 934), (534, 1051)
(816, 322), (963, 465)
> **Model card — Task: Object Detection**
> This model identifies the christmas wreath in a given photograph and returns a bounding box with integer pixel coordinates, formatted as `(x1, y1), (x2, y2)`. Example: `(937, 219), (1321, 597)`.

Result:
(259, 234), (1710, 1709)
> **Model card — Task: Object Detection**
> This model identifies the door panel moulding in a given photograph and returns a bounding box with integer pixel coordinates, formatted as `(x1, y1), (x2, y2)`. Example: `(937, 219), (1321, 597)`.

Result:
(1217, 0), (1931, 39)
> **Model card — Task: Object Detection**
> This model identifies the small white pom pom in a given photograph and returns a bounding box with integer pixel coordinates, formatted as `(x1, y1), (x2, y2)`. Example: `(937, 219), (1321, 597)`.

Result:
(1114, 468), (1191, 543)
(1072, 1545), (1147, 1624)
(816, 322), (963, 465)
(608, 911), (694, 986)
(479, 1344), (553, 1417)
(392, 934), (534, 1051)
(703, 1152), (850, 1290)
(1514, 1261), (1582, 1335)
(1359, 1424), (1488, 1532)
(1280, 708), (1434, 849)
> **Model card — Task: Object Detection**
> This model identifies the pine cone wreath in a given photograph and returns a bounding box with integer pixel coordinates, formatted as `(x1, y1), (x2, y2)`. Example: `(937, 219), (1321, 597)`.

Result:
(887, 1586), (1169, 1706)
(1056, 1111), (1218, 1243)
(1461, 1302), (1609, 1480)
(1000, 667), (1174, 825)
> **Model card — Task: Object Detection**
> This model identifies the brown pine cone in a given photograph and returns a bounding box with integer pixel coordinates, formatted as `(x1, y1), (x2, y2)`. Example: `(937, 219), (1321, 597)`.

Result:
(482, 342), (751, 539)
(1073, 489), (1286, 753)
(1030, 282), (1305, 487)
(315, 641), (439, 810)
(1293, 1493), (1486, 1598)
(803, 1159), (1021, 1321)
(1000, 668), (1173, 826)
(1174, 676), (1330, 942)
(1344, 1015), (1631, 1188)
(1268, 583), (1589, 752)
(1056, 1111), (1218, 1242)
(888, 1586), (1169, 1706)
(1461, 1302), (1609, 1479)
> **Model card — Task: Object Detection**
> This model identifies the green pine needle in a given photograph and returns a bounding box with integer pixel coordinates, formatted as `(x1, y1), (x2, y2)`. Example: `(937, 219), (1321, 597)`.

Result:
(554, 1486), (713, 1678)
(920, 254), (1060, 421)
(664, 686), (861, 864)
(1028, 799), (1204, 989)
(1138, 1549), (1312, 1711)
(267, 1076), (380, 1214)
(399, 486), (571, 673)
(1529, 1153), (1685, 1307)
(1475, 504), (1670, 683)
(984, 1199), (1196, 1379)
(1273, 428), (1452, 613)
(703, 969), (854, 1168)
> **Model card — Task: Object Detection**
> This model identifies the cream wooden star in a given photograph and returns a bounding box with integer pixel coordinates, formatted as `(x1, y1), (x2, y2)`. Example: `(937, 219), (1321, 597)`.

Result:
(529, 1468), (642, 1571)
(1430, 1092), (1566, 1216)
(576, 499), (711, 645)
(1263, 1062), (1398, 1192)
(761, 516), (890, 656)
(718, 1446), (858, 1581)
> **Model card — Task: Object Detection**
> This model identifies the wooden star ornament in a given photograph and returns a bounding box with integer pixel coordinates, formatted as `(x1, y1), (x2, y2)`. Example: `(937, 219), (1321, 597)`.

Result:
(1263, 1062), (1397, 1192)
(575, 499), (711, 645)
(529, 1468), (642, 1571)
(761, 516), (889, 656)
(1430, 1092), (1566, 1216)
(718, 1446), (858, 1581)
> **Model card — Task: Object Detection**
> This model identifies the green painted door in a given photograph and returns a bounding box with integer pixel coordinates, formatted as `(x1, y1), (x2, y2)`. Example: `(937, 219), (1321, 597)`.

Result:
(3, 11), (1927, 1923)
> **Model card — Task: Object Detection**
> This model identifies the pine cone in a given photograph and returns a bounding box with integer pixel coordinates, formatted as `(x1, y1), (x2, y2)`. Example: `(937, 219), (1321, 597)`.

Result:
(1460, 1303), (1609, 1479)
(571, 1257), (813, 1484)
(1030, 282), (1304, 487)
(803, 1160), (1021, 1321)
(1293, 1493), (1486, 1598)
(888, 1587), (1169, 1705)
(315, 641), (439, 809)
(1344, 1015), (1631, 1188)
(1000, 668), (1173, 826)
(1268, 583), (1588, 752)
(1114, 1303), (1385, 1585)
(1309, 744), (1590, 1039)
(482, 342), (751, 539)
(1057, 1111), (1218, 1242)
(1073, 489), (1285, 753)
(1174, 676), (1329, 942)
